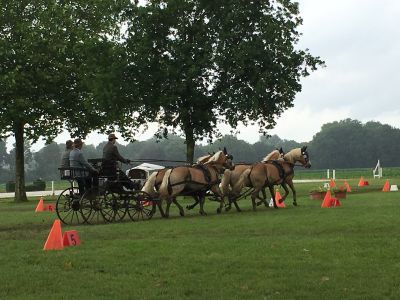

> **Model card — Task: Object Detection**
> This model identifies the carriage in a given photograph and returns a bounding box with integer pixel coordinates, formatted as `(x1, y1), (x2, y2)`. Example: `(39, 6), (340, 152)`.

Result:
(55, 147), (308, 224)
(56, 159), (164, 225)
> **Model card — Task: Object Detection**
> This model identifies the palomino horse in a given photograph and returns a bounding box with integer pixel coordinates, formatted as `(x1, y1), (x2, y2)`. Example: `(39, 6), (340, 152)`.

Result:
(158, 148), (234, 217)
(230, 146), (311, 210)
(141, 154), (214, 216)
(220, 148), (284, 212)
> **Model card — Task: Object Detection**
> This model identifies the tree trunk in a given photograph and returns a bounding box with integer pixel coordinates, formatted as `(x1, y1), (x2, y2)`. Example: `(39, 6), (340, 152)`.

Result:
(185, 128), (195, 164)
(14, 121), (27, 202)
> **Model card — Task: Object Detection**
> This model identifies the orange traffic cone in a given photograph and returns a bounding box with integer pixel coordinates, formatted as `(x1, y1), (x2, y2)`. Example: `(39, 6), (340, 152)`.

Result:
(382, 180), (390, 192)
(35, 197), (44, 212)
(321, 190), (332, 208)
(43, 219), (64, 251)
(358, 177), (366, 187)
(275, 190), (285, 208)
(344, 180), (352, 192)
(329, 178), (336, 188)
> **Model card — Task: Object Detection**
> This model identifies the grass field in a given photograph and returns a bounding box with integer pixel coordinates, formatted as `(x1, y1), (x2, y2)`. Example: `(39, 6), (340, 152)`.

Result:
(1, 178), (400, 299)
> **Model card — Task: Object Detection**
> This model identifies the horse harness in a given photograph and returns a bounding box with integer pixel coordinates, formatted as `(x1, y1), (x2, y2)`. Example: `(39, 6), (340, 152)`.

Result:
(247, 160), (294, 186)
(167, 164), (220, 195)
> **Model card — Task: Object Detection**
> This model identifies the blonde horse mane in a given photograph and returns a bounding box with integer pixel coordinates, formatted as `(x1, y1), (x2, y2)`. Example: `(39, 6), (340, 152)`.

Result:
(283, 148), (302, 164)
(262, 150), (281, 162)
(204, 150), (223, 165)
(196, 154), (212, 164)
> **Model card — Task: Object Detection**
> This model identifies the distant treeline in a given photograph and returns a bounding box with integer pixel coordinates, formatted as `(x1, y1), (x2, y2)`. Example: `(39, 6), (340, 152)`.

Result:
(0, 119), (399, 182)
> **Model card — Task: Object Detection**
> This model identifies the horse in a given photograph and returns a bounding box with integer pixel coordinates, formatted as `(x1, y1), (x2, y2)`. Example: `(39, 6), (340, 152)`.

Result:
(229, 146), (311, 211)
(220, 148), (284, 212)
(158, 148), (234, 218)
(140, 153), (214, 216)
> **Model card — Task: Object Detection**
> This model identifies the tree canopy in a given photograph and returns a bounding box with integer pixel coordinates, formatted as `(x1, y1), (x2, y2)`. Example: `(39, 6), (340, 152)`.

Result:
(119, 0), (324, 163)
(0, 0), (130, 201)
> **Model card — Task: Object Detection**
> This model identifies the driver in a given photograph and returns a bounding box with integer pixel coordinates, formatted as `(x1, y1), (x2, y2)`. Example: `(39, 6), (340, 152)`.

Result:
(102, 133), (136, 190)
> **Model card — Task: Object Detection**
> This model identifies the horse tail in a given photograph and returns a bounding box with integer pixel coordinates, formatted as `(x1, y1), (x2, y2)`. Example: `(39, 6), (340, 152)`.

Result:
(141, 171), (158, 196)
(231, 168), (251, 196)
(220, 169), (232, 197)
(159, 168), (173, 198)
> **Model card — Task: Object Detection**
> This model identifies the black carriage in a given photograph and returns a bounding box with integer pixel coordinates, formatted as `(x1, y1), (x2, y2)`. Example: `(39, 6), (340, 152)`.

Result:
(56, 167), (92, 225)
(56, 159), (159, 225)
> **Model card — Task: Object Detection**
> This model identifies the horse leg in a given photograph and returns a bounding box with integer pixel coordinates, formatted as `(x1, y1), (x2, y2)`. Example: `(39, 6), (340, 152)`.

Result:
(228, 194), (241, 212)
(256, 188), (266, 206)
(186, 196), (199, 210)
(280, 183), (290, 204)
(198, 195), (207, 216)
(260, 187), (269, 207)
(251, 188), (262, 211)
(172, 197), (185, 217)
(269, 185), (278, 209)
(164, 198), (172, 218)
(155, 199), (165, 218)
(224, 196), (232, 212)
(256, 187), (269, 207)
(287, 180), (297, 206)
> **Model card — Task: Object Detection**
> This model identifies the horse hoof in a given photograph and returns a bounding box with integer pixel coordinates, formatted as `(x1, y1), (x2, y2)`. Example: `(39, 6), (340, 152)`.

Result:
(225, 207), (231, 212)
(293, 202), (298, 206)
(180, 212), (185, 217)
(256, 201), (262, 206)
(274, 205), (279, 209)
(237, 209), (242, 213)
(217, 208), (221, 214)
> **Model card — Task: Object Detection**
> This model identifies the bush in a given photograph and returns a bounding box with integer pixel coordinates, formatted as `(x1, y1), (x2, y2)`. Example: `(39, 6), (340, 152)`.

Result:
(5, 179), (46, 192)
(5, 181), (15, 192)
(33, 179), (46, 190)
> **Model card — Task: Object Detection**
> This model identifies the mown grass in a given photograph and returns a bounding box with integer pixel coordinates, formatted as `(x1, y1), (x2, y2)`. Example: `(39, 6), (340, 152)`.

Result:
(1, 178), (400, 299)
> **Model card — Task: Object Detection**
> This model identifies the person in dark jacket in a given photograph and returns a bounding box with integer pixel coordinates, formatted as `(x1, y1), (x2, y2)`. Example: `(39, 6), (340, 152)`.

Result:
(102, 133), (136, 190)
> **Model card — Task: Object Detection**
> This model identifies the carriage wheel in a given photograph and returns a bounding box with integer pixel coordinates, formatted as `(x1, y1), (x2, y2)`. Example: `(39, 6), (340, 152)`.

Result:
(56, 187), (85, 225)
(127, 191), (155, 221)
(81, 187), (106, 225)
(100, 191), (127, 223)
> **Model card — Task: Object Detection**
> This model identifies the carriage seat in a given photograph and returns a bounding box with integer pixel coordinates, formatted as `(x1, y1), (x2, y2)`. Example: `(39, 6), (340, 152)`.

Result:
(58, 167), (88, 180)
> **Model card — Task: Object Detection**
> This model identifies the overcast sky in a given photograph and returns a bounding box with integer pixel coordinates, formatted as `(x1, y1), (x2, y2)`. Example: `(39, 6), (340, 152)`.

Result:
(26, 0), (400, 151)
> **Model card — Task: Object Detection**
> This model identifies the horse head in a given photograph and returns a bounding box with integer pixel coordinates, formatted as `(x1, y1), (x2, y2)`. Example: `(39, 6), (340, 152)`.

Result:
(278, 147), (285, 159)
(283, 146), (311, 168)
(205, 148), (234, 170)
(300, 146), (311, 168)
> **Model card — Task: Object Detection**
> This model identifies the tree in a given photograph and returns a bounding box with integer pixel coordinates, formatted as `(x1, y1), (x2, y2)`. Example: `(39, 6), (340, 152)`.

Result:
(122, 0), (324, 163)
(32, 143), (61, 181)
(0, 0), (130, 201)
(0, 140), (11, 182)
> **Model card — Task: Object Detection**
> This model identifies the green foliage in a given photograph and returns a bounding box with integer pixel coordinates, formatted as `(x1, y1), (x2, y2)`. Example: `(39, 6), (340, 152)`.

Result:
(5, 179), (45, 192)
(309, 119), (400, 168)
(121, 0), (324, 162)
(0, 0), (131, 200)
